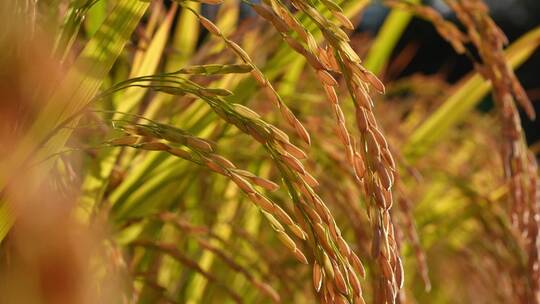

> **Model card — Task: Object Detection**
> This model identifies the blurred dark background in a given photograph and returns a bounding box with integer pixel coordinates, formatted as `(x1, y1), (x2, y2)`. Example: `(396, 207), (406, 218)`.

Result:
(359, 0), (540, 144)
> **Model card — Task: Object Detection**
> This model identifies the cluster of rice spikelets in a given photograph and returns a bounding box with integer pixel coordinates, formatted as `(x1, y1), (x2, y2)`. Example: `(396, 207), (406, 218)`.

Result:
(397, 0), (540, 301)
(109, 120), (311, 256)
(106, 64), (367, 302)
(99, 0), (407, 300)
(5, 0), (540, 302)
(384, 1), (539, 301)
(234, 0), (404, 302)
(184, 2), (312, 145)
(107, 1), (402, 301)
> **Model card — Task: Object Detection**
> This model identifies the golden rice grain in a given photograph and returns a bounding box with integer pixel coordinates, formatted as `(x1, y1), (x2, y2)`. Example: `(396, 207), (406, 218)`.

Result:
(280, 154), (306, 175)
(231, 173), (256, 194)
(311, 263), (323, 293)
(382, 148), (396, 170)
(353, 153), (366, 179)
(365, 129), (381, 159)
(246, 124), (267, 143)
(326, 46), (340, 71)
(206, 160), (228, 175)
(186, 137), (213, 152)
(377, 162), (393, 190)
(294, 119), (312, 145)
(365, 71), (385, 94)
(336, 236), (351, 256)
(248, 193), (275, 212)
(333, 104), (345, 123)
(263, 211), (285, 232)
(318, 47), (333, 69)
(373, 186), (388, 209)
(349, 252), (365, 278)
(302, 171), (320, 188)
(284, 36), (306, 54)
(289, 224), (307, 240)
(355, 86), (373, 109)
(277, 231), (297, 252)
(293, 248), (309, 264)
(280, 106), (296, 126)
(169, 147), (192, 160)
(279, 141), (307, 159)
(317, 70), (338, 86)
(324, 85), (339, 104)
(379, 256), (394, 281)
(210, 154), (236, 169)
(355, 108), (369, 131)
(250, 176), (280, 192)
(304, 51), (325, 70)
(228, 41), (251, 62)
(333, 11), (355, 30)
(199, 16), (222, 36)
(273, 204), (295, 226)
(332, 264), (348, 294)
(347, 266), (362, 296)
(336, 121), (351, 146)
(268, 124), (290, 143)
(372, 127), (389, 149)
(305, 206), (323, 224)
(396, 256), (404, 289)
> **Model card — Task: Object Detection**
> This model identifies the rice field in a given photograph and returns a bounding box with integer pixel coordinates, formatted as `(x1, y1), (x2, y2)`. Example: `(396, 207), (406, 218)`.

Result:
(0, 0), (539, 303)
